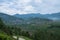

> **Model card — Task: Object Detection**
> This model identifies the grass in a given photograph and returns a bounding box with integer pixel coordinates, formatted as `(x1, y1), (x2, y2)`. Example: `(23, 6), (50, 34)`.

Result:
(0, 30), (15, 40)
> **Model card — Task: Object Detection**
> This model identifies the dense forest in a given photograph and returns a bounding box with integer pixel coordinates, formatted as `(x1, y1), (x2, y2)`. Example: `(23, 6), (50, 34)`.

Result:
(0, 13), (60, 40)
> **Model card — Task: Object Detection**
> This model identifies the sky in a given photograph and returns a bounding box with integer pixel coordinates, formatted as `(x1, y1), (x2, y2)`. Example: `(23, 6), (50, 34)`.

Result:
(0, 0), (60, 15)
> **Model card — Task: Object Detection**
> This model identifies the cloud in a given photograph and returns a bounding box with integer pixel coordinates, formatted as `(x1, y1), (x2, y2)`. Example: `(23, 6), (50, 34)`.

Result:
(35, 0), (42, 4)
(0, 0), (60, 15)
(23, 6), (36, 12)
(0, 5), (16, 15)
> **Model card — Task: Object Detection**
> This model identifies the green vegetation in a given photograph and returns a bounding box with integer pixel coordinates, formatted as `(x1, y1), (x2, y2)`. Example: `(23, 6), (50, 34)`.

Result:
(0, 32), (15, 40)
(0, 13), (60, 40)
(0, 18), (15, 40)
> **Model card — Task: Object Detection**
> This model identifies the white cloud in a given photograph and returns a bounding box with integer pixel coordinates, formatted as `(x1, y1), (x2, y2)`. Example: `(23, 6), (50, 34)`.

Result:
(35, 0), (42, 4)
(20, 0), (32, 3)
(0, 0), (60, 15)
(0, 0), (35, 15)
(0, 6), (16, 15)
(23, 6), (36, 12)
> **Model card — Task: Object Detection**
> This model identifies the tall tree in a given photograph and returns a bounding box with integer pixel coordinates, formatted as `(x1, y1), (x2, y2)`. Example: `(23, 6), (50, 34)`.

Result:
(0, 18), (5, 30)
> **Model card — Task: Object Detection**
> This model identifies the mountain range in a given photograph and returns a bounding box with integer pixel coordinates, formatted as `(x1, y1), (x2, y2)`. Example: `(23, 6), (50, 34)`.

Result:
(13, 12), (60, 20)
(0, 13), (51, 25)
(0, 12), (60, 25)
(0, 13), (24, 25)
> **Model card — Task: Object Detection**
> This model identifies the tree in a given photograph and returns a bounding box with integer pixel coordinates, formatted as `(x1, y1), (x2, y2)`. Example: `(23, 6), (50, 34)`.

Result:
(0, 18), (5, 30)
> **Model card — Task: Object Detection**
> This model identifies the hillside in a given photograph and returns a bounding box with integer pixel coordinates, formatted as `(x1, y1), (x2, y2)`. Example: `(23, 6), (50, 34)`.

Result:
(14, 12), (60, 20)
(0, 13), (60, 40)
(0, 13), (51, 25)
(45, 12), (60, 20)
(13, 13), (45, 19)
(0, 13), (52, 31)
(0, 13), (24, 25)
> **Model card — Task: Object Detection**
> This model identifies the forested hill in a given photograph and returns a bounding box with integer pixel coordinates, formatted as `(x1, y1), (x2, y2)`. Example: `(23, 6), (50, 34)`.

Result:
(0, 13), (52, 25)
(0, 13), (60, 40)
(14, 12), (60, 20)
(0, 13), (24, 25)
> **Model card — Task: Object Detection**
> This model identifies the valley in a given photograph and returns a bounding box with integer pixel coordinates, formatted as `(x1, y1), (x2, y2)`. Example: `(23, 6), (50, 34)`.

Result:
(0, 13), (60, 40)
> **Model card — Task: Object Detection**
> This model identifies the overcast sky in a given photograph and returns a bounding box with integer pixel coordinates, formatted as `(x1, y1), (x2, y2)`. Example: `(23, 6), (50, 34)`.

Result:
(0, 0), (60, 15)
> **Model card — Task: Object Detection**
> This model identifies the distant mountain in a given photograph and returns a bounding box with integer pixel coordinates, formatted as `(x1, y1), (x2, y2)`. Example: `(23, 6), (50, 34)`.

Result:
(14, 13), (45, 19)
(14, 12), (60, 20)
(0, 13), (51, 25)
(45, 12), (60, 20)
(13, 13), (52, 24)
(0, 12), (60, 25)
(0, 13), (24, 25)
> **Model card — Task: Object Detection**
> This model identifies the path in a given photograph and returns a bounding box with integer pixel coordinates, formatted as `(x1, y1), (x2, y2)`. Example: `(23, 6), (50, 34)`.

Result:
(13, 36), (25, 40)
